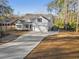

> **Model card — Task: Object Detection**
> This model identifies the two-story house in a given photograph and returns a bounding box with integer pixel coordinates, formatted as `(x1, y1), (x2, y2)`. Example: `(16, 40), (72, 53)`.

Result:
(15, 14), (53, 32)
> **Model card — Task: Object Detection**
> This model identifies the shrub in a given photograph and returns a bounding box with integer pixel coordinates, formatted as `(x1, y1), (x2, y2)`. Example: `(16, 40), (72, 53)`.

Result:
(54, 19), (64, 29)
(0, 29), (4, 37)
(67, 20), (76, 31)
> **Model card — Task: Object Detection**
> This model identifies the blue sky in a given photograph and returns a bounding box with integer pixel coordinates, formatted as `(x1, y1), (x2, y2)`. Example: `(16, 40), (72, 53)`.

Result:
(8, 0), (53, 15)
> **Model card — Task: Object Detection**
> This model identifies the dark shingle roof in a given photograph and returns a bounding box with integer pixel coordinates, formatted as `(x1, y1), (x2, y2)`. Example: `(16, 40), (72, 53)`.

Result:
(0, 19), (16, 25)
(20, 14), (54, 21)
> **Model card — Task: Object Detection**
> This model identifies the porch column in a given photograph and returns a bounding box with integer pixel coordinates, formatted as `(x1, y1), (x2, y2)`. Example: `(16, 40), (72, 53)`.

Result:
(28, 24), (31, 30)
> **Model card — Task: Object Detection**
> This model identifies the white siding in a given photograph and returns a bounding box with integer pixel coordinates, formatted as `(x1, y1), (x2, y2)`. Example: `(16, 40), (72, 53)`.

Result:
(32, 16), (49, 32)
(15, 20), (23, 30)
(15, 24), (23, 30)
(15, 16), (52, 32)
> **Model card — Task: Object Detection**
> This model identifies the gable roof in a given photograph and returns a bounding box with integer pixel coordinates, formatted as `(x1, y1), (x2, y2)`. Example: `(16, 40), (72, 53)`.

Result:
(20, 14), (54, 21)
(0, 18), (17, 25)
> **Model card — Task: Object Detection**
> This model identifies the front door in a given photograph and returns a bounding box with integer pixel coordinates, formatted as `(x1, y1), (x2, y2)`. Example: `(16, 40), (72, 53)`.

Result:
(30, 24), (32, 31)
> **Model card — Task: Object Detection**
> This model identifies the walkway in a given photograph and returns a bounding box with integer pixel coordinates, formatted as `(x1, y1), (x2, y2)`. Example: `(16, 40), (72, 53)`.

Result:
(0, 31), (58, 59)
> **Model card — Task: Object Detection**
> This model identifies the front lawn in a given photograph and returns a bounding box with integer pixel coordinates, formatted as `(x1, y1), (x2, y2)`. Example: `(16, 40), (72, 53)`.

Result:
(24, 32), (79, 59)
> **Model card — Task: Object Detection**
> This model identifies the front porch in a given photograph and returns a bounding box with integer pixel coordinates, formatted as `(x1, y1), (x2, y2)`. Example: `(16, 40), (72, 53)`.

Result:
(15, 22), (32, 31)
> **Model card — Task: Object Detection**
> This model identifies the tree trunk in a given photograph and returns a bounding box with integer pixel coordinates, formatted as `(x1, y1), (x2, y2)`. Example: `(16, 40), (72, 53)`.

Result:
(64, 0), (69, 30)
(76, 0), (79, 32)
(76, 13), (79, 32)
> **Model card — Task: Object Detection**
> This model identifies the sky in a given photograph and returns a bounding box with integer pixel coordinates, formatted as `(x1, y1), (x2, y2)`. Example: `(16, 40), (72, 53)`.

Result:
(8, 0), (53, 15)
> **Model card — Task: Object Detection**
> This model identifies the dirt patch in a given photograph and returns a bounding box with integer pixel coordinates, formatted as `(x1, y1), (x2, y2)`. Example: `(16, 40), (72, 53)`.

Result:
(0, 30), (29, 45)
(24, 32), (79, 59)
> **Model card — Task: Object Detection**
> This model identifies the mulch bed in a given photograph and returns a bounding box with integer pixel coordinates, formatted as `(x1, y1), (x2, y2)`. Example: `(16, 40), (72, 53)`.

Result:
(24, 32), (79, 59)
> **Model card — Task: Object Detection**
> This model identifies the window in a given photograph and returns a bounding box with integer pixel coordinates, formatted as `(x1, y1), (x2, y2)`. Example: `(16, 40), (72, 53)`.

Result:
(37, 18), (42, 22)
(17, 25), (22, 28)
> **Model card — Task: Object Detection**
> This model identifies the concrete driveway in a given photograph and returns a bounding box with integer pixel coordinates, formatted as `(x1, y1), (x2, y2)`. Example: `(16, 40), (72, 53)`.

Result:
(0, 31), (58, 59)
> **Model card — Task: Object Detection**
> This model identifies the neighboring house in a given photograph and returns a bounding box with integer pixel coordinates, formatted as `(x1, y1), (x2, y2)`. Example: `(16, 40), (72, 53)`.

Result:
(0, 18), (16, 31)
(15, 14), (53, 32)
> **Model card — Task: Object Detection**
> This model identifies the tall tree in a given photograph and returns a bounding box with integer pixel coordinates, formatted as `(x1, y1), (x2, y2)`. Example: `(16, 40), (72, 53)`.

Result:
(0, 0), (13, 37)
(48, 0), (77, 31)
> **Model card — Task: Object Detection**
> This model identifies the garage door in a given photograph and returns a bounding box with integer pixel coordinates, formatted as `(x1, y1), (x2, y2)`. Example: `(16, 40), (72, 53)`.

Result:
(32, 25), (48, 32)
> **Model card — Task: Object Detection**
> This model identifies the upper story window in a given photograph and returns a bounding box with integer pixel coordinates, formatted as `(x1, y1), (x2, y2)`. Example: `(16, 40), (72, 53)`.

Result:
(37, 18), (42, 22)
